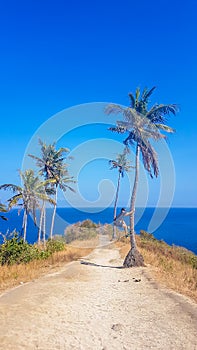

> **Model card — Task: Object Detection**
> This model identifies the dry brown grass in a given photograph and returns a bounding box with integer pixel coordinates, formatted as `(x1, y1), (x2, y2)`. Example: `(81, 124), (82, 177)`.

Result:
(116, 236), (197, 303)
(0, 246), (92, 294)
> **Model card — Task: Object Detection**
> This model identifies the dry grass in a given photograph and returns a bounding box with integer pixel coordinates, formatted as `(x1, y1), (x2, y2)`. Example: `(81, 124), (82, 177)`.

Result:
(116, 236), (197, 303)
(2, 230), (197, 304)
(0, 246), (92, 294)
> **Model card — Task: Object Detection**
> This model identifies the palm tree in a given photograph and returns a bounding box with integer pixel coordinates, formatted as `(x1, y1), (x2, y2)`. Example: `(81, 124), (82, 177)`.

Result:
(29, 139), (75, 239)
(105, 87), (178, 267)
(50, 167), (75, 239)
(109, 151), (133, 239)
(0, 170), (54, 242)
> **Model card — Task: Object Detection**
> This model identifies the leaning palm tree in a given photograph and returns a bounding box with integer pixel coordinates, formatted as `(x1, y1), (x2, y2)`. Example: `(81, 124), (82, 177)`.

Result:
(0, 170), (54, 242)
(109, 151), (133, 239)
(29, 139), (75, 239)
(106, 87), (178, 267)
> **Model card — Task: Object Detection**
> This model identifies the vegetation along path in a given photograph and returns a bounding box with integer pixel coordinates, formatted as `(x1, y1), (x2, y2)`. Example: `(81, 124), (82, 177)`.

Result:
(0, 238), (197, 350)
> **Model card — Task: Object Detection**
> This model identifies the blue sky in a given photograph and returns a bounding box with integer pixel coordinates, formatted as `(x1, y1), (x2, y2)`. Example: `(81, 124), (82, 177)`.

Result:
(0, 0), (196, 208)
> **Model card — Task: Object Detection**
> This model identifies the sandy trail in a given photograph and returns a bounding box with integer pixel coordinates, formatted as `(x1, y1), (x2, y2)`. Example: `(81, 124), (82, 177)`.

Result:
(0, 236), (197, 350)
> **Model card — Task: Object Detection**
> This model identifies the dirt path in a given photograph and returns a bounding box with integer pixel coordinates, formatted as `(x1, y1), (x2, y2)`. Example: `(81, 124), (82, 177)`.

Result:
(0, 238), (197, 350)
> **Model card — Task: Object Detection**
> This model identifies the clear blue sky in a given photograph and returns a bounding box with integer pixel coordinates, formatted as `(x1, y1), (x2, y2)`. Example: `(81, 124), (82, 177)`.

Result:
(0, 0), (196, 208)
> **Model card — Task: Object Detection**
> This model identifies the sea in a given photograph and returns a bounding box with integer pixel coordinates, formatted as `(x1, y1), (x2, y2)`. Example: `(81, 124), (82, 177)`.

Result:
(0, 207), (197, 255)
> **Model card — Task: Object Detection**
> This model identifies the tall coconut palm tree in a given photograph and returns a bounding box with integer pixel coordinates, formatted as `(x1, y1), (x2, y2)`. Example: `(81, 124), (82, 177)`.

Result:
(109, 151), (133, 239)
(105, 87), (178, 267)
(29, 139), (75, 239)
(0, 170), (54, 242)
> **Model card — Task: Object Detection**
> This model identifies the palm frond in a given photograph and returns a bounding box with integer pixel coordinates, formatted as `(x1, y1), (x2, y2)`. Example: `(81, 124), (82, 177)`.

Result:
(123, 107), (141, 123)
(0, 184), (22, 193)
(155, 123), (176, 133)
(57, 147), (70, 154)
(123, 133), (135, 147)
(141, 128), (166, 141)
(0, 203), (7, 212)
(41, 178), (57, 187)
(59, 183), (75, 192)
(28, 154), (44, 166)
(135, 87), (140, 102)
(37, 194), (56, 205)
(140, 142), (159, 178)
(142, 86), (156, 100)
(128, 93), (135, 108)
(8, 194), (23, 209)
(109, 160), (119, 169)
(0, 215), (8, 221)
(108, 126), (126, 134)
(146, 104), (179, 123)
(105, 104), (125, 115)
(116, 120), (131, 129)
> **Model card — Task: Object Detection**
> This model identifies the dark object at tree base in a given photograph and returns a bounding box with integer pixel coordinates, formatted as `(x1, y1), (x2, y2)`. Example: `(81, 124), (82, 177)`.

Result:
(123, 248), (145, 268)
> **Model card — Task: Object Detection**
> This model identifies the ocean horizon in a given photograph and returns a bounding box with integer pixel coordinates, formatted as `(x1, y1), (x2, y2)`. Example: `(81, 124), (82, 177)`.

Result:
(0, 207), (196, 255)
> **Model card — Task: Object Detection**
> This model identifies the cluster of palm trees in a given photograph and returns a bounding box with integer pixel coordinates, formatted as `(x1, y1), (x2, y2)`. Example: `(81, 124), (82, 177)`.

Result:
(0, 86), (178, 267)
(106, 86), (178, 267)
(0, 140), (74, 243)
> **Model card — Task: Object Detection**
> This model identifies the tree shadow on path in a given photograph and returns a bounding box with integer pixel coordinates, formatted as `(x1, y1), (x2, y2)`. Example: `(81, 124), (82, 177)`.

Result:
(80, 260), (125, 269)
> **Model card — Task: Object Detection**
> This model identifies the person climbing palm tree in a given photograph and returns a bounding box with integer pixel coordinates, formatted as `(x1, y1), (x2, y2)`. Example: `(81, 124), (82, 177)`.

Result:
(114, 208), (134, 236)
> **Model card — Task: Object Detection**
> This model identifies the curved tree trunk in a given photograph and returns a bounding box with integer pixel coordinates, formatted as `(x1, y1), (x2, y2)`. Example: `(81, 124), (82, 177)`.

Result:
(123, 145), (144, 267)
(112, 171), (121, 239)
(50, 186), (58, 240)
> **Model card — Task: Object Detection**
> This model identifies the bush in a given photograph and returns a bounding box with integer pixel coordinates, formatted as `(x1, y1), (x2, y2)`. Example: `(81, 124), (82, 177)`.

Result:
(0, 232), (66, 266)
(64, 220), (98, 243)
(0, 232), (40, 265)
(46, 239), (65, 254)
(80, 219), (97, 229)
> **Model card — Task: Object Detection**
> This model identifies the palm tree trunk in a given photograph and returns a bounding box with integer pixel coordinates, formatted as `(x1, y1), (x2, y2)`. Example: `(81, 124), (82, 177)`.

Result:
(112, 172), (121, 239)
(23, 209), (28, 242)
(50, 186), (58, 239)
(129, 145), (140, 249)
(43, 205), (46, 247)
(38, 202), (44, 244)
(123, 144), (144, 267)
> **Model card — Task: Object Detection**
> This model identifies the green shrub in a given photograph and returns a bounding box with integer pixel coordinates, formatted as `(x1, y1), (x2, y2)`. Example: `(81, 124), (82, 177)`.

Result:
(0, 232), (66, 266)
(46, 239), (65, 253)
(0, 232), (40, 265)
